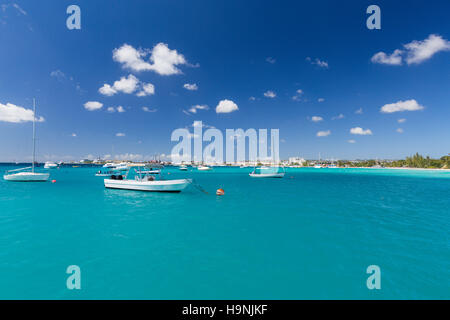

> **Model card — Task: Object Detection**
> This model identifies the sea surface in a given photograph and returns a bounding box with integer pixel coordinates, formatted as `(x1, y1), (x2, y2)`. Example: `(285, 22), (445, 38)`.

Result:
(0, 165), (449, 299)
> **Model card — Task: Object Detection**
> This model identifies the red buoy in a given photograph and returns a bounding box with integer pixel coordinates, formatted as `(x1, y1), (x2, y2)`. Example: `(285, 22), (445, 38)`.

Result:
(51, 180), (56, 183)
(216, 188), (225, 196)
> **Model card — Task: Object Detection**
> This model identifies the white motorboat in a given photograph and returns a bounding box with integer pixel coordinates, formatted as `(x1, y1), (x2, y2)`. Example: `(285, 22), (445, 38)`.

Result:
(44, 161), (58, 169)
(249, 166), (285, 178)
(104, 165), (191, 192)
(197, 165), (211, 171)
(103, 162), (115, 168)
(179, 165), (188, 171)
(4, 99), (50, 182)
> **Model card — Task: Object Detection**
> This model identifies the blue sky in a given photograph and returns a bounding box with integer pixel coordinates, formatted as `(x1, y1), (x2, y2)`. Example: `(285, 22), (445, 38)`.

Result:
(0, 0), (449, 162)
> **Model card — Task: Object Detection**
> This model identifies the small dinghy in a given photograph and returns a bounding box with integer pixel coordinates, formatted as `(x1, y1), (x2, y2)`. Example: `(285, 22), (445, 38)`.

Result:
(249, 166), (285, 178)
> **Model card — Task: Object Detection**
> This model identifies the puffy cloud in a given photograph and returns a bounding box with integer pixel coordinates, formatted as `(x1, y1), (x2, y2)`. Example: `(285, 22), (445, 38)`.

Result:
(112, 74), (139, 94)
(116, 132), (126, 137)
(264, 90), (276, 98)
(380, 99), (424, 113)
(396, 128), (404, 133)
(292, 89), (303, 101)
(216, 99), (239, 113)
(136, 83), (155, 97)
(183, 83), (198, 91)
(311, 116), (323, 122)
(249, 96), (256, 101)
(371, 34), (450, 66)
(355, 108), (363, 114)
(99, 75), (154, 97)
(117, 106), (125, 113)
(316, 130), (331, 137)
(71, 133), (77, 137)
(107, 106), (126, 113)
(142, 106), (157, 112)
(113, 43), (188, 75)
(348, 139), (356, 144)
(98, 84), (117, 96)
(371, 49), (403, 65)
(84, 101), (103, 111)
(0, 101), (45, 123)
(350, 127), (373, 135)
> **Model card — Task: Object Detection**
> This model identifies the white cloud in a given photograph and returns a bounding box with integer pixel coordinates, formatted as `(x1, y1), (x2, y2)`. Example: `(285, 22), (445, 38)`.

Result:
(216, 99), (239, 113)
(306, 57), (329, 68)
(348, 139), (356, 144)
(332, 113), (345, 120)
(71, 133), (77, 137)
(350, 127), (373, 135)
(398, 118), (406, 123)
(404, 34), (450, 65)
(371, 34), (450, 66)
(113, 74), (139, 94)
(371, 49), (403, 65)
(136, 83), (155, 97)
(84, 101), (103, 111)
(380, 99), (424, 113)
(318, 98), (325, 102)
(113, 43), (188, 75)
(266, 57), (276, 64)
(187, 104), (209, 114)
(355, 108), (363, 114)
(107, 107), (115, 113)
(100, 75), (154, 97)
(116, 132), (126, 137)
(183, 83), (198, 91)
(396, 128), (404, 133)
(117, 106), (125, 113)
(99, 84), (117, 96)
(0, 102), (45, 123)
(142, 106), (157, 112)
(264, 90), (276, 98)
(107, 106), (126, 113)
(50, 70), (66, 81)
(249, 96), (256, 101)
(311, 116), (323, 122)
(316, 130), (331, 137)
(292, 89), (303, 101)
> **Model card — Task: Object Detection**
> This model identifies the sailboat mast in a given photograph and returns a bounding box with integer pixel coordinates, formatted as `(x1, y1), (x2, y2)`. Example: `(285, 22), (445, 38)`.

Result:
(32, 98), (36, 173)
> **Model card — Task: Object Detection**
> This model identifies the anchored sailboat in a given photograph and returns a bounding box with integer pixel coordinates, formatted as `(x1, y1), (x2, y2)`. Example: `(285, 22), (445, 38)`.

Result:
(4, 99), (50, 182)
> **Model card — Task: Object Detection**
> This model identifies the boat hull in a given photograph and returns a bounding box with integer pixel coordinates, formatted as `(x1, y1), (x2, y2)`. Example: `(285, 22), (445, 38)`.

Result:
(4, 172), (50, 182)
(249, 173), (285, 178)
(104, 178), (191, 192)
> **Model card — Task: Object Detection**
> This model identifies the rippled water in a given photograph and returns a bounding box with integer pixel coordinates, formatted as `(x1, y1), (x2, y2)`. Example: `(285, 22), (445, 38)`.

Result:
(0, 165), (449, 299)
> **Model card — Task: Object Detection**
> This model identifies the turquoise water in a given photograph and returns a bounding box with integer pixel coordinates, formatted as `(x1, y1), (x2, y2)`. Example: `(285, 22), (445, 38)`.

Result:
(0, 165), (449, 299)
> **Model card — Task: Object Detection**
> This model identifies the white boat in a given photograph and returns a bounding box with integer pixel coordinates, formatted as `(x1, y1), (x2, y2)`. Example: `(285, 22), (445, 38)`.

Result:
(197, 165), (211, 171)
(249, 166), (285, 178)
(103, 162), (115, 168)
(44, 161), (58, 169)
(179, 165), (188, 171)
(104, 166), (191, 193)
(4, 99), (50, 182)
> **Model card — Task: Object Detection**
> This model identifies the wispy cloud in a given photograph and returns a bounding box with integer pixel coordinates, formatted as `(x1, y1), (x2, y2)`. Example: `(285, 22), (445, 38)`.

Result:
(306, 57), (329, 68)
(310, 116), (323, 122)
(371, 34), (450, 65)
(142, 106), (157, 113)
(183, 83), (198, 91)
(116, 132), (126, 137)
(316, 130), (331, 137)
(332, 113), (345, 120)
(355, 108), (363, 114)
(266, 57), (276, 64)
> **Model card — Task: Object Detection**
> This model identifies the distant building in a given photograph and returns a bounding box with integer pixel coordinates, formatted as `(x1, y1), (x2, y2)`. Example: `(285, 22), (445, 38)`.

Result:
(288, 157), (306, 165)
